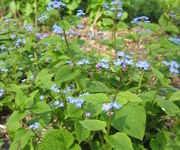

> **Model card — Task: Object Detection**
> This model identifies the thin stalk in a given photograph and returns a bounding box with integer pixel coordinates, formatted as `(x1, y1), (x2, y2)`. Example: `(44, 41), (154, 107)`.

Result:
(59, 12), (83, 92)
(35, 0), (38, 31)
(107, 71), (123, 135)
(138, 70), (144, 94)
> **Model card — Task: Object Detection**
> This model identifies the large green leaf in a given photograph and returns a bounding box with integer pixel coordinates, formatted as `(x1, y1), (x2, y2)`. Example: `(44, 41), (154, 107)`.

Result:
(55, 65), (80, 84)
(6, 111), (26, 133)
(9, 129), (34, 150)
(116, 91), (142, 105)
(39, 129), (74, 150)
(169, 91), (180, 102)
(32, 101), (51, 114)
(105, 132), (134, 150)
(35, 69), (54, 89)
(7, 84), (26, 110)
(86, 81), (110, 93)
(79, 120), (106, 132)
(157, 97), (179, 116)
(112, 103), (146, 140)
(65, 104), (84, 119)
(81, 93), (108, 104)
(74, 121), (90, 143)
(151, 67), (170, 87)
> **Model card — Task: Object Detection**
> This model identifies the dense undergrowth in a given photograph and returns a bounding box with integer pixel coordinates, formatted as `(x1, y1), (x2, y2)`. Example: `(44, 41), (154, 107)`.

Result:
(0, 0), (180, 150)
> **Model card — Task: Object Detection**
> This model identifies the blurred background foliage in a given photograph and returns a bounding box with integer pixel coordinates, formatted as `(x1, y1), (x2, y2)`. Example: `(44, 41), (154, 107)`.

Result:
(0, 0), (180, 28)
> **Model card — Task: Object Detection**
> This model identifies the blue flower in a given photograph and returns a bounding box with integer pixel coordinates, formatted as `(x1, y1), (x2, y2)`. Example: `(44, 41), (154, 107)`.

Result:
(40, 95), (44, 100)
(51, 84), (60, 93)
(117, 51), (125, 57)
(1, 68), (8, 73)
(102, 103), (112, 112)
(102, 101), (121, 112)
(67, 96), (84, 108)
(15, 38), (26, 48)
(0, 89), (4, 97)
(169, 37), (180, 45)
(52, 25), (63, 34)
(76, 58), (90, 65)
(24, 25), (33, 32)
(103, 3), (109, 9)
(162, 60), (179, 74)
(131, 16), (150, 24)
(98, 58), (110, 69)
(29, 122), (39, 131)
(38, 14), (47, 22)
(46, 0), (66, 11)
(136, 61), (150, 70)
(111, 101), (121, 110)
(76, 10), (86, 17)
(55, 100), (64, 107)
(0, 45), (6, 50)
(10, 34), (16, 40)
(77, 24), (85, 29)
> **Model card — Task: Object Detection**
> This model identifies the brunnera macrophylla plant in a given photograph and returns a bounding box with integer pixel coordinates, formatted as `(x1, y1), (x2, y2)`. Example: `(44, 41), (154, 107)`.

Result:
(0, 0), (179, 150)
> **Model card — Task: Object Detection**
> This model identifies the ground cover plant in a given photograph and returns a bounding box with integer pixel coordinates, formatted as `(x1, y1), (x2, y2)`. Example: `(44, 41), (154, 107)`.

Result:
(0, 0), (180, 150)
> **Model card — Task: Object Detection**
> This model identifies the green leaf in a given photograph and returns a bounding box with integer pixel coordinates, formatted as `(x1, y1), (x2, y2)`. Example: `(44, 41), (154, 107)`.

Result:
(69, 144), (81, 150)
(25, 3), (33, 17)
(86, 81), (110, 93)
(9, 129), (34, 150)
(59, 20), (70, 31)
(55, 65), (80, 84)
(116, 91), (142, 105)
(32, 101), (51, 114)
(102, 18), (114, 27)
(105, 132), (134, 150)
(6, 111), (26, 133)
(7, 84), (26, 110)
(79, 120), (106, 132)
(9, 1), (16, 14)
(81, 93), (108, 104)
(65, 104), (84, 119)
(151, 67), (170, 87)
(169, 91), (180, 102)
(112, 103), (146, 140)
(39, 129), (74, 150)
(35, 69), (54, 89)
(157, 97), (179, 116)
(74, 121), (90, 143)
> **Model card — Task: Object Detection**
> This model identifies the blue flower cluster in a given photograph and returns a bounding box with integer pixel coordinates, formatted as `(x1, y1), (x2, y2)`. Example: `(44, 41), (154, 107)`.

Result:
(0, 45), (6, 51)
(46, 0), (66, 11)
(38, 14), (47, 22)
(76, 10), (86, 17)
(36, 33), (49, 40)
(51, 84), (60, 93)
(104, 0), (123, 20)
(15, 38), (26, 48)
(67, 96), (84, 108)
(40, 95), (44, 100)
(102, 101), (121, 112)
(131, 16), (150, 24)
(52, 25), (63, 34)
(77, 58), (91, 65)
(96, 58), (109, 70)
(169, 37), (180, 45)
(54, 100), (64, 107)
(136, 61), (150, 70)
(162, 60), (179, 74)
(114, 52), (134, 67)
(0, 89), (4, 97)
(10, 34), (16, 40)
(29, 122), (39, 131)
(77, 24), (85, 29)
(23, 25), (33, 32)
(63, 84), (74, 94)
